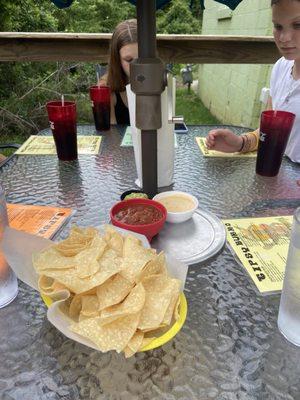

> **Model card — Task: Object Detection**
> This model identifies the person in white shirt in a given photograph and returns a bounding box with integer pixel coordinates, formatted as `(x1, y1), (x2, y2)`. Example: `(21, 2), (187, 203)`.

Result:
(206, 0), (300, 163)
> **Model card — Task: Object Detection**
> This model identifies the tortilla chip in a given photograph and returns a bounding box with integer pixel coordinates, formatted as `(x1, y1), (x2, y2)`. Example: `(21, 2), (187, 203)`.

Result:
(138, 275), (176, 331)
(136, 252), (167, 283)
(35, 235), (106, 279)
(99, 283), (145, 325)
(96, 274), (133, 311)
(140, 324), (167, 333)
(162, 279), (181, 325)
(123, 346), (135, 358)
(123, 233), (142, 251)
(128, 330), (144, 351)
(173, 296), (181, 321)
(80, 287), (97, 296)
(70, 312), (141, 353)
(123, 330), (144, 357)
(69, 294), (83, 319)
(103, 225), (124, 256)
(69, 226), (98, 242)
(81, 295), (99, 317)
(56, 226), (99, 256)
(68, 293), (100, 320)
(120, 236), (156, 282)
(38, 275), (68, 302)
(55, 241), (91, 257)
(38, 275), (65, 294)
(33, 246), (77, 272)
(74, 237), (107, 278)
(40, 248), (123, 294)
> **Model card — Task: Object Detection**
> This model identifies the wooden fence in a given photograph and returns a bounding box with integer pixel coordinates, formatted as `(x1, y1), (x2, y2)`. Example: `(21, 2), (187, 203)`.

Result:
(0, 32), (279, 64)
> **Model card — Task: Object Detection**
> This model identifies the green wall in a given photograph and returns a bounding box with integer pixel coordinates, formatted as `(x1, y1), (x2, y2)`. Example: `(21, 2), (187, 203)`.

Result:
(198, 0), (275, 128)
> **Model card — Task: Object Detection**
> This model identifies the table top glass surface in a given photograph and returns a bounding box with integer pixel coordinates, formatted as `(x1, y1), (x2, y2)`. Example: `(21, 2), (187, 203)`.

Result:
(1, 124), (300, 400)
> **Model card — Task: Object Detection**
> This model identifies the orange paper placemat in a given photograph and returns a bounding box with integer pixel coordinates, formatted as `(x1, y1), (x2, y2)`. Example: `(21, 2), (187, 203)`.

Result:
(7, 203), (73, 239)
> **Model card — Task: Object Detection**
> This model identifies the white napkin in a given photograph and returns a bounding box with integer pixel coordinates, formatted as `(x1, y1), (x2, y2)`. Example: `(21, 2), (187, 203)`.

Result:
(126, 76), (176, 188)
(1, 226), (188, 352)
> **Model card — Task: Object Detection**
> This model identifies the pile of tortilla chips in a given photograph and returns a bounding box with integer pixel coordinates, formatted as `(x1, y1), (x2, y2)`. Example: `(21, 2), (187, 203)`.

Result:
(33, 225), (181, 357)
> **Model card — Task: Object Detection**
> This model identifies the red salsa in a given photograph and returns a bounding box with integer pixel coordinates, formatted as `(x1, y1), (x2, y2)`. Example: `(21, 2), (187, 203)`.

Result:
(115, 204), (163, 225)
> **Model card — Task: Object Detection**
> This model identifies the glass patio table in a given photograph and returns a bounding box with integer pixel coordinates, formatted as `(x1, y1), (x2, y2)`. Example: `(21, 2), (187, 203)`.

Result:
(1, 124), (300, 400)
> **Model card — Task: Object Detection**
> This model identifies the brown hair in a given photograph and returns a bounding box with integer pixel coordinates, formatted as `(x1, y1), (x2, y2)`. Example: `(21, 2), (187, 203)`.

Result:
(105, 19), (137, 93)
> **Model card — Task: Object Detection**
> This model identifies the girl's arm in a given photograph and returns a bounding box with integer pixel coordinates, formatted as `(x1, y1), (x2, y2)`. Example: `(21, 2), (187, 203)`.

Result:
(206, 96), (273, 153)
(239, 96), (273, 152)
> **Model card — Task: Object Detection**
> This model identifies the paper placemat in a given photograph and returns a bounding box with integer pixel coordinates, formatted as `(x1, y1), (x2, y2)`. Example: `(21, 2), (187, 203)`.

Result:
(16, 135), (102, 155)
(196, 137), (257, 158)
(120, 126), (133, 147)
(223, 215), (293, 294)
(7, 203), (73, 239)
(121, 127), (178, 148)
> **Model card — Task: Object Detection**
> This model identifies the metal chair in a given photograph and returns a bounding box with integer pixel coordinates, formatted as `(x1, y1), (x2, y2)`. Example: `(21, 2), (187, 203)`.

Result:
(0, 143), (21, 163)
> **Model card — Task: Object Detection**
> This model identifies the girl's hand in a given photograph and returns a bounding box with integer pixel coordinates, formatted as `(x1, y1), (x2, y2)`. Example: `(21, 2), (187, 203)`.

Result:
(206, 129), (243, 153)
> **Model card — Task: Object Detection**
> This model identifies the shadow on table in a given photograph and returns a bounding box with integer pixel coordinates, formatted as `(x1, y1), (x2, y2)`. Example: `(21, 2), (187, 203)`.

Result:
(57, 160), (86, 208)
(240, 198), (300, 218)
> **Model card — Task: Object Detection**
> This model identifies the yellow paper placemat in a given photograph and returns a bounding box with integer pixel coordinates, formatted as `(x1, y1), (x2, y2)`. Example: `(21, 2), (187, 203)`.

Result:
(16, 135), (102, 155)
(223, 215), (293, 294)
(121, 126), (133, 147)
(195, 137), (257, 158)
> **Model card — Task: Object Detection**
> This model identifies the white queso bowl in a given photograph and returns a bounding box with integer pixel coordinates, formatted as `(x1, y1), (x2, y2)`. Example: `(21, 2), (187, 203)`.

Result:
(153, 191), (198, 223)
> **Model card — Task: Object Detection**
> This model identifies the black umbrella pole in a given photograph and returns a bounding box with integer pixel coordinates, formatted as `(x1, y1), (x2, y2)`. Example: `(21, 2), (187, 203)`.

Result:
(137, 0), (156, 58)
(136, 0), (158, 198)
(141, 130), (157, 199)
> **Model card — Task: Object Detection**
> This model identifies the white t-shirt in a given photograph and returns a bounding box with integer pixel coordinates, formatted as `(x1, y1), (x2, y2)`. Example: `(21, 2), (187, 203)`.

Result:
(270, 57), (300, 163)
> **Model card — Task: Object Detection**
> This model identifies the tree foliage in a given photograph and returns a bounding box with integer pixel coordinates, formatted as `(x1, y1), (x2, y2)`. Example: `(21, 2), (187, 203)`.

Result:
(0, 0), (58, 31)
(53, 0), (135, 32)
(157, 0), (202, 34)
(0, 0), (202, 141)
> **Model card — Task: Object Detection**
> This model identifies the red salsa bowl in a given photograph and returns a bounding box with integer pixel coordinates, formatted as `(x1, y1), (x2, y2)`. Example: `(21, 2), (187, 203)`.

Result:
(110, 198), (167, 242)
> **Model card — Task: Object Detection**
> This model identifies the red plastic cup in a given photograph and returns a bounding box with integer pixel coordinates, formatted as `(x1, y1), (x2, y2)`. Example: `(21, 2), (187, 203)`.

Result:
(89, 86), (111, 131)
(46, 101), (78, 161)
(256, 110), (295, 177)
(110, 198), (167, 242)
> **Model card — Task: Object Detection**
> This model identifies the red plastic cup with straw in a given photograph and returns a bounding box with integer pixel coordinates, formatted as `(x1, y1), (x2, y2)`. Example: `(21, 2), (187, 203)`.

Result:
(256, 110), (295, 177)
(46, 95), (78, 161)
(89, 77), (111, 131)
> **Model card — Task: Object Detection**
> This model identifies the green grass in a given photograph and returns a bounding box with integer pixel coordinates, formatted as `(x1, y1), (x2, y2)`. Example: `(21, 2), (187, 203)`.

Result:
(0, 88), (219, 157)
(176, 87), (220, 125)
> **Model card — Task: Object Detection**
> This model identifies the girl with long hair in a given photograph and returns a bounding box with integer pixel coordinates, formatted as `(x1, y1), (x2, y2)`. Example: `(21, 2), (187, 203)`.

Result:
(99, 19), (138, 125)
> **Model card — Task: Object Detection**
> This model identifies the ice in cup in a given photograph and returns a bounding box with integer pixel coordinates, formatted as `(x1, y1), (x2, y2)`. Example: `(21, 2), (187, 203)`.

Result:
(46, 101), (78, 161)
(256, 110), (295, 177)
(278, 207), (300, 345)
(89, 86), (111, 131)
(0, 185), (18, 308)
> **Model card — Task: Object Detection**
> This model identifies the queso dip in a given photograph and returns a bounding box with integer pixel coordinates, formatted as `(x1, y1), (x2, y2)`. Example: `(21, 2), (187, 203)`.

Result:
(158, 195), (195, 213)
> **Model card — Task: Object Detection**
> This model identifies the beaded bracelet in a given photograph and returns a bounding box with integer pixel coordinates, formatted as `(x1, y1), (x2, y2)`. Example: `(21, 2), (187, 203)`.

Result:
(239, 131), (259, 153)
(238, 136), (245, 152)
